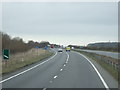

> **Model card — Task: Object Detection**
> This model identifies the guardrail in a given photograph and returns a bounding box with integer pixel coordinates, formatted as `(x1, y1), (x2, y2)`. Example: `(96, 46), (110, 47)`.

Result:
(74, 50), (119, 70)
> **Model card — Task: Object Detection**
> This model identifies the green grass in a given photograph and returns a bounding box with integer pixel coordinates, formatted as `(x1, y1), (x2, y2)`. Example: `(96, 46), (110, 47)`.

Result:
(73, 50), (119, 84)
(2, 52), (53, 75)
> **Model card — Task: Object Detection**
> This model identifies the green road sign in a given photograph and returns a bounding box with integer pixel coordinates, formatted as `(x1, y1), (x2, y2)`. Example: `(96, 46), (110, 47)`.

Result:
(3, 49), (10, 59)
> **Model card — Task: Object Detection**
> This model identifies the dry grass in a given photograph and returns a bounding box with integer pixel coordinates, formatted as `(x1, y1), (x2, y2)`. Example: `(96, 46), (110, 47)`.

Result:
(2, 48), (53, 75)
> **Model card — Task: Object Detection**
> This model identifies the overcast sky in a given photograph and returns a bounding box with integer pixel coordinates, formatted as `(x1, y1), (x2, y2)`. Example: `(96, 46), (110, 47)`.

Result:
(2, 2), (118, 46)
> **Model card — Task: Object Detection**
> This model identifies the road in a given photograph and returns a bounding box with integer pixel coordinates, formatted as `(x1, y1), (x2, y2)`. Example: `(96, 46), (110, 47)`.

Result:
(79, 49), (119, 59)
(1, 49), (118, 89)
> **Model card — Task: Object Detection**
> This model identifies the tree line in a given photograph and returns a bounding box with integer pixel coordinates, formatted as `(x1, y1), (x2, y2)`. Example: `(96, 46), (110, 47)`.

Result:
(86, 42), (120, 52)
(1, 32), (50, 54)
(68, 42), (120, 52)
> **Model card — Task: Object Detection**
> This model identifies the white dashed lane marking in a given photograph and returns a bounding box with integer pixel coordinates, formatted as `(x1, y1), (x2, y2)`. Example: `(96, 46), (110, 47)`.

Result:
(53, 76), (58, 79)
(60, 69), (63, 71)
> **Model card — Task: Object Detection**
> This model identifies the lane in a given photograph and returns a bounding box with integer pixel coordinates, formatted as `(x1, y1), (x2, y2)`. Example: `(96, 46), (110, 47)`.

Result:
(78, 49), (119, 59)
(47, 51), (106, 88)
(1, 50), (57, 83)
(2, 50), (68, 88)
(2, 49), (111, 89)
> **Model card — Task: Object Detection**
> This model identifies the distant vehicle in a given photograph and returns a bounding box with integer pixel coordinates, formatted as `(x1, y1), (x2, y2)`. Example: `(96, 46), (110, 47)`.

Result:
(58, 48), (63, 52)
(71, 47), (74, 49)
(66, 47), (71, 52)
(50, 44), (54, 48)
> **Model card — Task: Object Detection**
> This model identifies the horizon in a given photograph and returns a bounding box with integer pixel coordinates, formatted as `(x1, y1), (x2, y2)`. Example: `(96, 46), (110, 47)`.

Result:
(2, 2), (118, 46)
(2, 31), (119, 47)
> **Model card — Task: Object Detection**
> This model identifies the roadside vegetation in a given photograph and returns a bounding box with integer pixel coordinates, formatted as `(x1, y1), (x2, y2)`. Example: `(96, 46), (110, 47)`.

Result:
(1, 32), (53, 75)
(2, 48), (53, 75)
(68, 42), (120, 53)
(73, 49), (119, 84)
(85, 47), (120, 53)
(2, 32), (50, 54)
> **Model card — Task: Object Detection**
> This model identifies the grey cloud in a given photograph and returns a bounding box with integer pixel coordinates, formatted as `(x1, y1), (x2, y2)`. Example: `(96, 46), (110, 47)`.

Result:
(2, 2), (118, 45)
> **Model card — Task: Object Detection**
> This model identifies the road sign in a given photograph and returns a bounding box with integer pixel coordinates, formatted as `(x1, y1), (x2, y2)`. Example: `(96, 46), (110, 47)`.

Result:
(3, 49), (9, 59)
(44, 46), (48, 50)
(35, 46), (40, 49)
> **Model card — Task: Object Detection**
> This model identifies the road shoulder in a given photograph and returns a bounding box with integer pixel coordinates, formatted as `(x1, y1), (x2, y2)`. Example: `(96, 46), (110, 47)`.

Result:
(72, 51), (118, 88)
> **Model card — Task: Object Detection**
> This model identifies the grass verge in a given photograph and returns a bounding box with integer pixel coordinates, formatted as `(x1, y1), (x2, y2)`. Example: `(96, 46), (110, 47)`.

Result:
(73, 50), (119, 84)
(2, 51), (53, 75)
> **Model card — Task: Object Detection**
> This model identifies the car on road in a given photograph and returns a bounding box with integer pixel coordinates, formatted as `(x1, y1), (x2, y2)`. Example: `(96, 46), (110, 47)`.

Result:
(58, 48), (63, 52)
(50, 44), (54, 48)
(66, 47), (71, 52)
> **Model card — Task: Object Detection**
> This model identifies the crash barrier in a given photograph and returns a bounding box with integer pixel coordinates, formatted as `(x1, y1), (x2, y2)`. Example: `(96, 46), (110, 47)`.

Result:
(76, 50), (119, 70)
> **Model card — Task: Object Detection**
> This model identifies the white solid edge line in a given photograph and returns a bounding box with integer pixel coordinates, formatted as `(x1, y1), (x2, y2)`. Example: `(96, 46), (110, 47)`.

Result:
(75, 52), (109, 90)
(0, 51), (57, 84)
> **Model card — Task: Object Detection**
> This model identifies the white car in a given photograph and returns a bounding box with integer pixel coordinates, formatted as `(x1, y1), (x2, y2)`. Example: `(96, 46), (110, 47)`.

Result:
(58, 48), (63, 52)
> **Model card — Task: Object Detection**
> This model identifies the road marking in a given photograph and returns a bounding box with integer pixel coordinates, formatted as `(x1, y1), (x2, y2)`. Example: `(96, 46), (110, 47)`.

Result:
(54, 75), (58, 79)
(42, 51), (69, 90)
(49, 81), (53, 83)
(43, 88), (47, 90)
(64, 64), (66, 66)
(60, 69), (63, 71)
(75, 52), (109, 90)
(0, 51), (57, 84)
(66, 52), (69, 63)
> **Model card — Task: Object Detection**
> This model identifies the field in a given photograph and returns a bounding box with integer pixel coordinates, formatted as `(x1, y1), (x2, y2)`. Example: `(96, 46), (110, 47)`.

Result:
(2, 48), (53, 75)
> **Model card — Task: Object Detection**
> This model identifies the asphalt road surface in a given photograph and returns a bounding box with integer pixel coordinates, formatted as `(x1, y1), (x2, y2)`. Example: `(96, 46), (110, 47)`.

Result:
(79, 49), (119, 59)
(1, 49), (118, 89)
